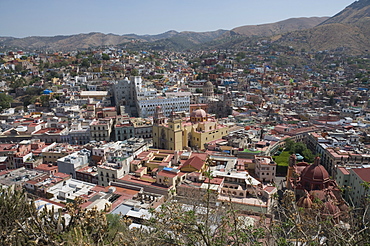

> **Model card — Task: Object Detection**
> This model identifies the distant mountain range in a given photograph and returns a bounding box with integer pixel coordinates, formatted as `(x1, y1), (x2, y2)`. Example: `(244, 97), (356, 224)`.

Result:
(0, 29), (231, 51)
(0, 17), (328, 52)
(1, 0), (370, 54)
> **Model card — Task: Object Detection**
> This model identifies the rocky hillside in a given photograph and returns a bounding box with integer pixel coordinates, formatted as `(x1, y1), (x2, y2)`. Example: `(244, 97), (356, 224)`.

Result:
(272, 0), (370, 54)
(273, 23), (369, 53)
(320, 0), (370, 26)
(229, 17), (328, 37)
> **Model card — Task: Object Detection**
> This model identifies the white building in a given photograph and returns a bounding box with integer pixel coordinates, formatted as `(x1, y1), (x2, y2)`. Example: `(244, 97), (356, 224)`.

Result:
(89, 118), (114, 142)
(113, 76), (189, 118)
(98, 158), (130, 187)
(254, 156), (276, 183)
(113, 76), (146, 116)
(136, 96), (190, 118)
(348, 168), (370, 207)
(69, 121), (90, 145)
(57, 149), (90, 178)
(47, 178), (96, 203)
(94, 139), (149, 186)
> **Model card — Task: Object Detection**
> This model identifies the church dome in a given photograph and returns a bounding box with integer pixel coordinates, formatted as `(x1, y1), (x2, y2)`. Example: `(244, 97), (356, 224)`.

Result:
(301, 163), (330, 183)
(203, 81), (213, 88)
(202, 81), (214, 98)
(190, 109), (207, 118)
(297, 195), (313, 208)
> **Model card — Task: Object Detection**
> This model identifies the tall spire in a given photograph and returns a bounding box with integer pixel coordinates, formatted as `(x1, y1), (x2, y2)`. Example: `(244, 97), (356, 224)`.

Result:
(289, 154), (297, 167)
(313, 156), (320, 166)
(153, 106), (165, 125)
(169, 108), (176, 121)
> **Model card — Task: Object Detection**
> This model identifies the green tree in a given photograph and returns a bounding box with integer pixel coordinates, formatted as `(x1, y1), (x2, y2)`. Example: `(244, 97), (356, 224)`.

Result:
(284, 138), (295, 151)
(302, 148), (315, 163)
(130, 69), (139, 76)
(102, 54), (110, 60)
(0, 187), (114, 245)
(14, 63), (23, 72)
(236, 52), (246, 59)
(0, 187), (35, 244)
(215, 64), (225, 73)
(81, 59), (90, 67)
(0, 93), (13, 109)
(285, 138), (315, 162)
(291, 142), (306, 156)
(40, 95), (51, 107)
(8, 76), (26, 90)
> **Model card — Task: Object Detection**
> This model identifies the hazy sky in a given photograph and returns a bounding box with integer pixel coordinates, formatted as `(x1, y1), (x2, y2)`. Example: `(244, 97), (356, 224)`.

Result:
(1, 0), (355, 37)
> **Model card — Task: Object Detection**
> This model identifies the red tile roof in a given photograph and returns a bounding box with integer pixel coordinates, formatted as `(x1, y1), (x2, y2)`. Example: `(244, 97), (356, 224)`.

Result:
(204, 177), (223, 185)
(36, 198), (65, 208)
(157, 170), (177, 178)
(181, 155), (205, 171)
(54, 172), (71, 179)
(263, 186), (276, 193)
(338, 167), (350, 175)
(35, 164), (58, 171)
(33, 128), (64, 135)
(0, 144), (16, 152)
(353, 168), (370, 182)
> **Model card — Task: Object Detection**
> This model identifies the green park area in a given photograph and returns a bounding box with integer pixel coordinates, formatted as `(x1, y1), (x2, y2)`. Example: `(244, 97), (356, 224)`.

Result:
(272, 151), (290, 175)
(272, 138), (316, 175)
(242, 149), (262, 154)
(273, 151), (290, 166)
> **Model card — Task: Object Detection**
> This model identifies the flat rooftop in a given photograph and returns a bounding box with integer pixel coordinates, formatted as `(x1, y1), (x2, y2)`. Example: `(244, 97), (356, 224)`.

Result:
(0, 167), (46, 187)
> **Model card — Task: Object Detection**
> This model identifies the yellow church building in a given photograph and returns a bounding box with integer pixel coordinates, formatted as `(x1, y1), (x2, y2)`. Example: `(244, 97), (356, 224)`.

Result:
(152, 106), (229, 151)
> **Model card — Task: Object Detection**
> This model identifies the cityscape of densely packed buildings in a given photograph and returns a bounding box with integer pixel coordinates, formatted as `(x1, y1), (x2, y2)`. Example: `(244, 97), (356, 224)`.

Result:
(0, 44), (369, 232)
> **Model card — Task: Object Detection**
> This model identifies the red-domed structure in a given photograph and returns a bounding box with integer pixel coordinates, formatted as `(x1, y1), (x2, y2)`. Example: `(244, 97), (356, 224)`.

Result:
(286, 154), (348, 220)
(287, 155), (336, 191)
(190, 108), (207, 123)
(300, 157), (331, 190)
(297, 193), (313, 208)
